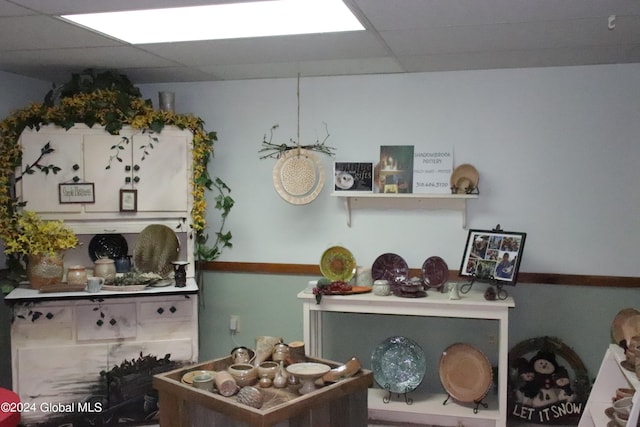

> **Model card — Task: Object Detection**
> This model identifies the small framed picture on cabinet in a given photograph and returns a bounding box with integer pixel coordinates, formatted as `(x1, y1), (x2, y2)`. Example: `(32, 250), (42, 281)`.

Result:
(119, 189), (137, 212)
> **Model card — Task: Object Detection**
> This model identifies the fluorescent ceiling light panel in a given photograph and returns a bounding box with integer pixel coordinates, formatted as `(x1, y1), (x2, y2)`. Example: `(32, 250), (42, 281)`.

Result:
(61, 0), (364, 44)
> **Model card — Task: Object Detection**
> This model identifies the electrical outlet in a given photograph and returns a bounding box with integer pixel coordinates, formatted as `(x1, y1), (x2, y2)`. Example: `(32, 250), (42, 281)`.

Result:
(230, 315), (239, 333)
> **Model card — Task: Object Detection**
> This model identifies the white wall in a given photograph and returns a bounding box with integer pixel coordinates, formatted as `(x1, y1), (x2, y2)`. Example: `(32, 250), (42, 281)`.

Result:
(141, 64), (640, 277)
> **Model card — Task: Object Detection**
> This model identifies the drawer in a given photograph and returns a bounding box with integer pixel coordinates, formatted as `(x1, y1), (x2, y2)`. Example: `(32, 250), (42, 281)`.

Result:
(12, 304), (72, 325)
(139, 299), (194, 321)
(76, 302), (137, 341)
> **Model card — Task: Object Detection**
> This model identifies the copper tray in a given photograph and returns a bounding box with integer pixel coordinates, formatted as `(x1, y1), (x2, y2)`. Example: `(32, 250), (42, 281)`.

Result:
(439, 343), (492, 403)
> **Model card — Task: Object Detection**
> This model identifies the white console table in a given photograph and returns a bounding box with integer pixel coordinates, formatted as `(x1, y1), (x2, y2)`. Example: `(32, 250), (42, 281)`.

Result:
(297, 288), (515, 427)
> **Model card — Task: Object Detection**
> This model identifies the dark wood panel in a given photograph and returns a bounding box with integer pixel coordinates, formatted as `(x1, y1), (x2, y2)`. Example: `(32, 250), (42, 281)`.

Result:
(199, 262), (640, 288)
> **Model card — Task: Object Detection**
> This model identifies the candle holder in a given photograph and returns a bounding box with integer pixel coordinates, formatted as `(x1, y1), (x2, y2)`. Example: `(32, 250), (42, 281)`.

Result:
(171, 261), (188, 287)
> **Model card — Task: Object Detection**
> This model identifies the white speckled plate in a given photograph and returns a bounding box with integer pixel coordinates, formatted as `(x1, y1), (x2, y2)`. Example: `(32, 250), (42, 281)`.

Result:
(272, 148), (325, 205)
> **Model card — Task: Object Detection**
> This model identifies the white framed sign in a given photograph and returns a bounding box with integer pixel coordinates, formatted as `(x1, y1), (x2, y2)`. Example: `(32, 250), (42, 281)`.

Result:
(58, 183), (95, 204)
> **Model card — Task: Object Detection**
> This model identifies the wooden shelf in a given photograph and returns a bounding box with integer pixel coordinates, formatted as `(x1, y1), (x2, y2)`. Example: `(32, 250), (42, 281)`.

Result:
(331, 192), (477, 227)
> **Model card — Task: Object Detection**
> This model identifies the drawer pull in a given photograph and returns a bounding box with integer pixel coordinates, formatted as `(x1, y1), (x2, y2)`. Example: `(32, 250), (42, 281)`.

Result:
(157, 307), (164, 315)
(46, 312), (54, 320)
(170, 306), (177, 313)
(96, 319), (103, 327)
(109, 318), (117, 326)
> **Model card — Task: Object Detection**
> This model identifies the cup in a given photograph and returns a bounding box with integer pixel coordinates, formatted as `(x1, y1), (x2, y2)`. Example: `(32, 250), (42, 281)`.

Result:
(158, 91), (175, 112)
(288, 341), (306, 364)
(612, 396), (633, 419)
(192, 373), (214, 392)
(448, 282), (461, 300)
(86, 276), (105, 293)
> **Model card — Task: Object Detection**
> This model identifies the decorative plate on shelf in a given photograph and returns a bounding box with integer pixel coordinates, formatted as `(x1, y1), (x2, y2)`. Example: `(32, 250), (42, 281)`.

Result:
(450, 164), (479, 194)
(439, 343), (492, 403)
(371, 336), (426, 394)
(422, 256), (449, 289)
(319, 246), (357, 282)
(133, 225), (180, 277)
(88, 234), (128, 262)
(371, 253), (409, 286)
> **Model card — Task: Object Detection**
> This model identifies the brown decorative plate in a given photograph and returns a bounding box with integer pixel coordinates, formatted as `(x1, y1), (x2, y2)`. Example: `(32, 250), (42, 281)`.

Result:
(450, 164), (479, 194)
(422, 256), (449, 288)
(439, 343), (493, 403)
(325, 286), (372, 295)
(612, 308), (640, 345)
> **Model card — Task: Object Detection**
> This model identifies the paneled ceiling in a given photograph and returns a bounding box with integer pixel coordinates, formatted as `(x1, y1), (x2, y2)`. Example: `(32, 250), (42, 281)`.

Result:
(0, 0), (638, 84)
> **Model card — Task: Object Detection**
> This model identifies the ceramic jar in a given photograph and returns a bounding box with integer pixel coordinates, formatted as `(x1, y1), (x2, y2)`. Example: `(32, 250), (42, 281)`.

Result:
(372, 279), (391, 296)
(272, 342), (289, 363)
(66, 265), (88, 286)
(94, 258), (116, 282)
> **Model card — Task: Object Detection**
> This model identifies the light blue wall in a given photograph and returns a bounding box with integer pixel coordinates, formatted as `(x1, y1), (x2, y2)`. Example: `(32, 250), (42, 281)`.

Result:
(138, 64), (640, 383)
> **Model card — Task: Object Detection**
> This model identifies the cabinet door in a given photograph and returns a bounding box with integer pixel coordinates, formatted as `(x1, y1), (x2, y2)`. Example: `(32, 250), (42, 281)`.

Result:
(17, 344), (108, 424)
(19, 131), (84, 213)
(132, 132), (189, 212)
(82, 131), (189, 213)
(82, 133), (133, 212)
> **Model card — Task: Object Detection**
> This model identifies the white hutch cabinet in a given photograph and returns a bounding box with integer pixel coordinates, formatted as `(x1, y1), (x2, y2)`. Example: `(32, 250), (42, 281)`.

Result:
(6, 124), (199, 426)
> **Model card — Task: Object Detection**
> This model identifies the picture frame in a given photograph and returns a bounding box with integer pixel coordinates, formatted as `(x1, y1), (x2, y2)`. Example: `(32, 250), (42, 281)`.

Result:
(334, 162), (373, 192)
(459, 228), (526, 285)
(119, 189), (137, 212)
(59, 183), (95, 204)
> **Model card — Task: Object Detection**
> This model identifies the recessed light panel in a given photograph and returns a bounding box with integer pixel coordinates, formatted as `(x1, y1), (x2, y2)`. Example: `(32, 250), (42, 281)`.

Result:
(61, 0), (364, 44)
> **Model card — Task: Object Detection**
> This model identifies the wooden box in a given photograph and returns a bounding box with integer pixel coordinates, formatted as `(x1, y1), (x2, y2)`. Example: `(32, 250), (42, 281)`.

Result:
(153, 355), (372, 427)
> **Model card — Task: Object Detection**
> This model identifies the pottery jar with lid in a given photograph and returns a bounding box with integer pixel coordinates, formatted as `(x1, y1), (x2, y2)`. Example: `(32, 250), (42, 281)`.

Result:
(94, 258), (116, 282)
(66, 265), (88, 286)
(372, 279), (391, 296)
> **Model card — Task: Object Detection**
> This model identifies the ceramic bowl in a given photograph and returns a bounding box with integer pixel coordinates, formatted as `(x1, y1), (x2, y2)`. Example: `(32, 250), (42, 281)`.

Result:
(228, 363), (258, 387)
(257, 361), (279, 380)
(615, 387), (635, 401)
(322, 356), (361, 383)
(613, 411), (628, 427)
(612, 396), (633, 419)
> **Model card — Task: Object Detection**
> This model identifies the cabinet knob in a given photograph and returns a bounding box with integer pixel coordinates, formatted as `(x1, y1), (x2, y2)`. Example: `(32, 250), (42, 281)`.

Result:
(109, 318), (117, 326)
(157, 307), (164, 315)
(170, 306), (177, 313)
(46, 312), (54, 320)
(125, 165), (131, 172)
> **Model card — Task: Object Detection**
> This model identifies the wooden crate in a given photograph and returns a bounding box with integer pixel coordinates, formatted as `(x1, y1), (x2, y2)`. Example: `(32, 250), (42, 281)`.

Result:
(153, 355), (372, 427)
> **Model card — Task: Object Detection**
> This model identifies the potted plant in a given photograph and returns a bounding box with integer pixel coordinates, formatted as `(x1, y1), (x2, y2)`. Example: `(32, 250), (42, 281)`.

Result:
(0, 210), (79, 289)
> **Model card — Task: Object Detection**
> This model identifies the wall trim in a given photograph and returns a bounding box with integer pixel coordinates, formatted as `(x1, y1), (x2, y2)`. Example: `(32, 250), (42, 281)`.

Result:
(202, 262), (639, 288)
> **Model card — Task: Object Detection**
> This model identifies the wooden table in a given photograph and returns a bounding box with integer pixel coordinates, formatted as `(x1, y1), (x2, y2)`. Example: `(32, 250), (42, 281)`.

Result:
(153, 356), (372, 427)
